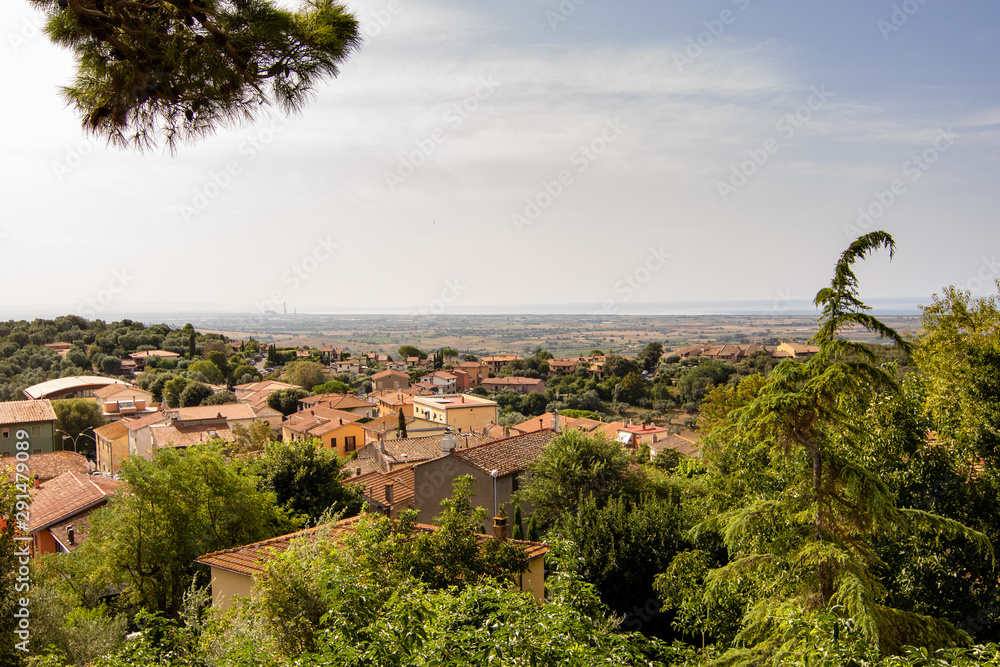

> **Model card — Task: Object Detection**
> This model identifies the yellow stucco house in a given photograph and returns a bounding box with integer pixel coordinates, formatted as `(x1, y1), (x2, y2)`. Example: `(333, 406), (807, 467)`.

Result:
(411, 394), (498, 434)
(281, 406), (367, 457)
(195, 515), (549, 610)
(94, 420), (130, 475)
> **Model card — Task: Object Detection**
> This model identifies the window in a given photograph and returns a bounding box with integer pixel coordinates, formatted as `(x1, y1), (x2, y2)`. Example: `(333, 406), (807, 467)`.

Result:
(330, 437), (337, 450)
(512, 473), (520, 493)
(1, 428), (7, 439)
(345, 436), (356, 453)
(31, 426), (41, 437)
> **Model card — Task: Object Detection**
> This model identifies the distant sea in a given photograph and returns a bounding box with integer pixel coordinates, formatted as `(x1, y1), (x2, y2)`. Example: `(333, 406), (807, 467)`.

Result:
(6, 298), (926, 320)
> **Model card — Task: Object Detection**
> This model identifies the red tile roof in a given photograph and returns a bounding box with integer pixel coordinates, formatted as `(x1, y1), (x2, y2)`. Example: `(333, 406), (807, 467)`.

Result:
(482, 377), (544, 387)
(372, 370), (409, 380)
(1, 451), (90, 483)
(299, 394), (372, 411)
(0, 399), (57, 426)
(123, 412), (167, 431)
(454, 429), (557, 477)
(29, 471), (119, 532)
(348, 467), (416, 507)
(196, 515), (548, 576)
(649, 433), (701, 458)
(169, 403), (256, 422)
(151, 423), (234, 449)
(93, 384), (151, 399)
(93, 420), (129, 442)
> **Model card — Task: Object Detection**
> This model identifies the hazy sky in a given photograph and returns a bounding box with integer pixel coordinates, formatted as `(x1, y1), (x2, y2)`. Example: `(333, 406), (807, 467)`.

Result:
(2, 0), (999, 318)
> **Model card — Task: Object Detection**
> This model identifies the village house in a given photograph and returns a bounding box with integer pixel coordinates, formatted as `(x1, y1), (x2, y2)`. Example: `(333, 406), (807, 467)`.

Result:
(93, 383), (156, 420)
(453, 361), (489, 386)
(360, 413), (435, 445)
(195, 515), (549, 610)
(482, 355), (522, 374)
(545, 358), (583, 376)
(128, 349), (181, 369)
(299, 393), (376, 418)
(347, 467), (415, 518)
(416, 371), (458, 395)
(615, 422), (672, 449)
(347, 432), (496, 477)
(28, 471), (119, 557)
(124, 404), (263, 461)
(648, 433), (701, 459)
(0, 399), (58, 456)
(371, 369), (410, 392)
(481, 376), (546, 395)
(413, 430), (557, 524)
(282, 406), (366, 457)
(94, 420), (130, 475)
(411, 394), (498, 433)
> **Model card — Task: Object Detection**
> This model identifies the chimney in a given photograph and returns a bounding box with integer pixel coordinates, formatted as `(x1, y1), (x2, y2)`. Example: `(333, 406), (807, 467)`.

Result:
(67, 525), (75, 545)
(33, 475), (39, 489)
(385, 481), (394, 505)
(441, 428), (459, 453)
(551, 409), (561, 433)
(356, 467), (362, 476)
(493, 515), (508, 542)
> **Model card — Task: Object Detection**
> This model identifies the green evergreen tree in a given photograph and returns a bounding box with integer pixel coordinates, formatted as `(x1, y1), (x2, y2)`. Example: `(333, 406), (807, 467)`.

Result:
(526, 513), (539, 542)
(32, 0), (360, 152)
(512, 504), (524, 540)
(689, 232), (991, 658)
(397, 408), (407, 438)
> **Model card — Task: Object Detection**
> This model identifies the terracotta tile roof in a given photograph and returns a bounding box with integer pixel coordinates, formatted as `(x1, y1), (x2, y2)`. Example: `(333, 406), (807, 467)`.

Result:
(93, 384), (151, 399)
(354, 433), (497, 470)
(283, 406), (361, 437)
(348, 467), (416, 507)
(93, 420), (129, 442)
(0, 399), (57, 425)
(49, 513), (93, 552)
(29, 472), (119, 532)
(124, 412), (167, 431)
(151, 423), (234, 449)
(649, 433), (701, 458)
(1, 451), (90, 483)
(196, 515), (548, 576)
(414, 394), (497, 409)
(454, 429), (557, 477)
(360, 414), (414, 435)
(233, 381), (299, 411)
(593, 421), (626, 440)
(300, 394), (372, 411)
(372, 370), (409, 380)
(169, 403), (257, 422)
(482, 377), (543, 387)
(619, 423), (671, 435)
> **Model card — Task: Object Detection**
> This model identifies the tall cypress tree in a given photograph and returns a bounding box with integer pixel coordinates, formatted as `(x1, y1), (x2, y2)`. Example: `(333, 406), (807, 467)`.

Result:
(398, 409), (407, 439)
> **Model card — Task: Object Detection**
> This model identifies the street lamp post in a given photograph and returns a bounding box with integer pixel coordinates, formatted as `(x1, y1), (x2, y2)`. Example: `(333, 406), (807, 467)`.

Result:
(55, 427), (95, 454)
(490, 469), (499, 518)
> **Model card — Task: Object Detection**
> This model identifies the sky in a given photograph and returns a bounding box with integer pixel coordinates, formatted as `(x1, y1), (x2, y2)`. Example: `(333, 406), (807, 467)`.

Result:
(2, 0), (999, 319)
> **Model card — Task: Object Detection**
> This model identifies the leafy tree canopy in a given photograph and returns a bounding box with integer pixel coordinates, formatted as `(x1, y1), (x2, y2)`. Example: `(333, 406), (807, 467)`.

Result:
(31, 0), (361, 151)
